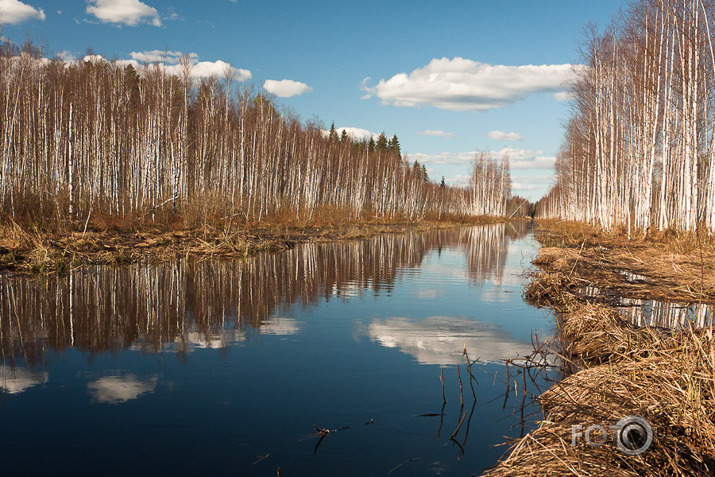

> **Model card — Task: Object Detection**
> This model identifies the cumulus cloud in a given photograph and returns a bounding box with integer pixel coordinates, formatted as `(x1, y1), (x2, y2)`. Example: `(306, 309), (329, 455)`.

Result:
(86, 0), (161, 27)
(363, 57), (577, 111)
(263, 79), (313, 98)
(321, 126), (377, 142)
(87, 50), (252, 81)
(0, 0), (45, 23)
(418, 130), (455, 138)
(488, 130), (524, 141)
(187, 60), (251, 80)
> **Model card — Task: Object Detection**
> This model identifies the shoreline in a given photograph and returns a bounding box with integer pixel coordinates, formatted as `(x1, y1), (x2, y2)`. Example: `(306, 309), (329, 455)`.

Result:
(0, 216), (519, 275)
(483, 219), (715, 476)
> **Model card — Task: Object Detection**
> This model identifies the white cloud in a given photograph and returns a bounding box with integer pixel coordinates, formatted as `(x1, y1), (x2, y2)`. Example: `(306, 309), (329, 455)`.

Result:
(512, 174), (556, 193)
(0, 0), (45, 23)
(82, 54), (106, 63)
(363, 57), (577, 111)
(185, 60), (251, 81)
(497, 147), (555, 169)
(264, 79), (313, 98)
(58, 50), (77, 62)
(555, 91), (575, 101)
(84, 51), (251, 81)
(418, 130), (455, 138)
(86, 0), (161, 27)
(445, 174), (472, 187)
(321, 126), (377, 142)
(409, 151), (475, 165)
(488, 130), (524, 141)
(129, 49), (194, 64)
(410, 148), (555, 170)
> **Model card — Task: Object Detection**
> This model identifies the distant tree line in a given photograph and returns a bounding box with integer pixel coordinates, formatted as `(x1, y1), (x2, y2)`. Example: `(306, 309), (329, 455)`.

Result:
(538, 0), (715, 234)
(0, 38), (517, 228)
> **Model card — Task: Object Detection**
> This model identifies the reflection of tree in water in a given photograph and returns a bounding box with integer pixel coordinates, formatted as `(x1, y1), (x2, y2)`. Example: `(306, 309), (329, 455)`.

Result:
(618, 298), (713, 329)
(0, 222), (530, 366)
(578, 285), (714, 329)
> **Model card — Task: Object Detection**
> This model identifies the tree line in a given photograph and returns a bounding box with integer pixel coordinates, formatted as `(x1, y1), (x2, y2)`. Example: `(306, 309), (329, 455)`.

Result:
(538, 0), (715, 234)
(0, 38), (520, 228)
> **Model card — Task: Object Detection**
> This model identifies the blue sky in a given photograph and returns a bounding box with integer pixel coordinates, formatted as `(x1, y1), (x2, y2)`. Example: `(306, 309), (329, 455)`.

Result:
(0, 0), (626, 201)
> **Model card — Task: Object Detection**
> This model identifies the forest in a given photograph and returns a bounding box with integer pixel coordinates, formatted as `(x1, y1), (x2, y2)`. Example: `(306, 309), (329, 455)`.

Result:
(0, 38), (523, 234)
(538, 0), (715, 235)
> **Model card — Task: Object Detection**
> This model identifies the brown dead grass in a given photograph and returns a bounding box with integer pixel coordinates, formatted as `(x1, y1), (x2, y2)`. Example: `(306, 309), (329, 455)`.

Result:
(531, 219), (715, 303)
(483, 219), (715, 476)
(0, 214), (518, 275)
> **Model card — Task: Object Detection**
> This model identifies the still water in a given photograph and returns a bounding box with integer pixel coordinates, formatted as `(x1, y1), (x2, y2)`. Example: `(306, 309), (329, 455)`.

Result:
(0, 222), (555, 476)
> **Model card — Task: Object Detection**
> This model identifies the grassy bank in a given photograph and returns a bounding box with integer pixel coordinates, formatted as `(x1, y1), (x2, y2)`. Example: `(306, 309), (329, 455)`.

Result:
(0, 213), (509, 275)
(483, 219), (715, 476)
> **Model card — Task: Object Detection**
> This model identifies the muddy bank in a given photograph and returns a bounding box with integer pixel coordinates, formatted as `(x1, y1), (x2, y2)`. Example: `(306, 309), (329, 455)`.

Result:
(0, 216), (511, 275)
(483, 220), (715, 476)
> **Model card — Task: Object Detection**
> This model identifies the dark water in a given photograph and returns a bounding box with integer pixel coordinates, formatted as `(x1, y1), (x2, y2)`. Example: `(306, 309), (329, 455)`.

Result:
(0, 222), (556, 476)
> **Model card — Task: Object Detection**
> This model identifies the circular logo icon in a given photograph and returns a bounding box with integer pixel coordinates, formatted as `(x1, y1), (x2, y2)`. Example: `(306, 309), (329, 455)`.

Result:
(615, 415), (653, 456)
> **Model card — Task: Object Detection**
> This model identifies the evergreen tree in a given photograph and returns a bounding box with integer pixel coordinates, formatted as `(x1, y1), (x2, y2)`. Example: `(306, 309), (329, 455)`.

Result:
(376, 132), (388, 152)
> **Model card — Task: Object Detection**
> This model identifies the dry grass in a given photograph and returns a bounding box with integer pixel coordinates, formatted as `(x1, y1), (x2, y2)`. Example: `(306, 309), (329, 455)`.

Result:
(530, 220), (715, 303)
(484, 300), (715, 476)
(0, 214), (520, 275)
(483, 220), (715, 476)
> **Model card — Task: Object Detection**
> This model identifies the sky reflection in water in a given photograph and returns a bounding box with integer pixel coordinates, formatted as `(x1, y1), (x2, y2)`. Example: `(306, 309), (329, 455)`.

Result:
(0, 221), (556, 476)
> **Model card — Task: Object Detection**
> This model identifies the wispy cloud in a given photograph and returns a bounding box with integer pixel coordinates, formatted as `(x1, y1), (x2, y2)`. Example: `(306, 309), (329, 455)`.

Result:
(498, 147), (555, 169)
(0, 0), (45, 23)
(409, 151), (475, 165)
(86, 0), (161, 27)
(363, 57), (577, 111)
(129, 49), (195, 63)
(264, 79), (313, 98)
(512, 174), (555, 193)
(409, 147), (555, 170)
(488, 130), (524, 141)
(418, 130), (455, 138)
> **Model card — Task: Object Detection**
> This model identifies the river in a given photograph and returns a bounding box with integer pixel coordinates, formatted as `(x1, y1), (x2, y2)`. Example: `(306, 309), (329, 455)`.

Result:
(0, 221), (558, 476)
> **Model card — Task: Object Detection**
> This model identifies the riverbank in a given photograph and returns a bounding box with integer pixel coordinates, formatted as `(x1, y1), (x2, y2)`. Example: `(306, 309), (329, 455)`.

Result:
(484, 219), (715, 476)
(0, 214), (510, 275)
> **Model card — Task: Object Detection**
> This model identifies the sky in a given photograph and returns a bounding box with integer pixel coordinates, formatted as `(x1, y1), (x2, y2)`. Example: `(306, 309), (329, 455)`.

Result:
(0, 0), (627, 201)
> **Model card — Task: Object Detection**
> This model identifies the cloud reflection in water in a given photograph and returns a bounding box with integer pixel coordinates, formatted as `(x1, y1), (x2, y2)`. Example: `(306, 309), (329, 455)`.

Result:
(87, 374), (158, 404)
(367, 316), (535, 365)
(0, 366), (48, 394)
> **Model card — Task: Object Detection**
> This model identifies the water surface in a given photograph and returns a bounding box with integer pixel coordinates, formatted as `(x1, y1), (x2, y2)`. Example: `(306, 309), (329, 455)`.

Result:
(0, 222), (555, 476)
